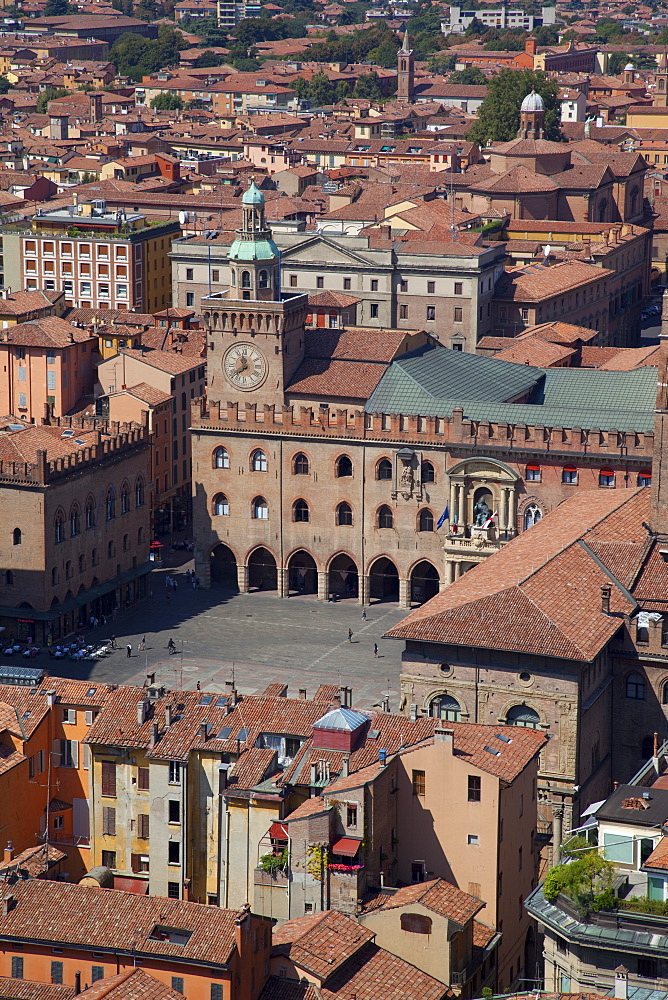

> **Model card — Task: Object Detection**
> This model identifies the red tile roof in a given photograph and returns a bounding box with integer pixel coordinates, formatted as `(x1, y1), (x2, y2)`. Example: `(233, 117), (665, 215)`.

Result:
(0, 980), (75, 1000)
(272, 910), (374, 980)
(77, 969), (185, 1000)
(386, 490), (649, 662)
(0, 844), (66, 878)
(361, 878), (484, 925)
(0, 881), (245, 967)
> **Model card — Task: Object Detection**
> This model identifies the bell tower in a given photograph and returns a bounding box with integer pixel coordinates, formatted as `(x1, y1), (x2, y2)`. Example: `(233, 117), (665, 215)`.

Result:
(655, 52), (668, 108)
(203, 179), (308, 409)
(650, 301), (668, 540)
(397, 30), (414, 103)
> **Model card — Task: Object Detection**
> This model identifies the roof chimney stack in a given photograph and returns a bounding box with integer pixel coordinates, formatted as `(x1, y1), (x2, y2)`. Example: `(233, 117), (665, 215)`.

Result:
(74, 972), (81, 996)
(3, 843), (13, 864)
(615, 967), (629, 1000)
(601, 584), (611, 615)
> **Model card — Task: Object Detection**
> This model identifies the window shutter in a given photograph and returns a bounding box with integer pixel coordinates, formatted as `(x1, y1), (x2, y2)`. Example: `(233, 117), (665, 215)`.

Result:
(85, 710), (94, 726)
(102, 806), (116, 836)
(70, 740), (78, 768)
(138, 814), (149, 839)
(130, 853), (141, 873)
(101, 761), (116, 796)
(138, 767), (149, 790)
(83, 744), (91, 770)
(52, 739), (61, 764)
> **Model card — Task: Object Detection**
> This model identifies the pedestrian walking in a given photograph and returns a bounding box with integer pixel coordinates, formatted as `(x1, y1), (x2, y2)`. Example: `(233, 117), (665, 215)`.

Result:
(361, 609), (367, 621)
(373, 643), (378, 657)
(126, 643), (132, 658)
(165, 574), (171, 589)
(196, 680), (201, 692)
(348, 628), (353, 643)
(191, 573), (196, 590)
(139, 636), (146, 651)
(172, 578), (177, 592)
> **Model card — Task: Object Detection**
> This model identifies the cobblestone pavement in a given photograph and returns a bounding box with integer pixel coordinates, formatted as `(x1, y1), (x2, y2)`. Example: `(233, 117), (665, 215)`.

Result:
(42, 562), (409, 711)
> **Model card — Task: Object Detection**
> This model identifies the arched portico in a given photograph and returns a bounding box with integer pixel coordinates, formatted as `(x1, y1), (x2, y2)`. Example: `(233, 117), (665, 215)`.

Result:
(287, 550), (317, 596)
(210, 543), (238, 590)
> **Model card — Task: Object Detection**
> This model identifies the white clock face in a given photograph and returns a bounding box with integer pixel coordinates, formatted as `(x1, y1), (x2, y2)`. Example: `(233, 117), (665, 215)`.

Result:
(223, 342), (268, 391)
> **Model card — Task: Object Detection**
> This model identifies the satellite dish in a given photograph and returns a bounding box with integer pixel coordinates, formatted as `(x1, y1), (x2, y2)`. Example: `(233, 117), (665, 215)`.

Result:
(178, 211), (189, 225)
(543, 244), (551, 258)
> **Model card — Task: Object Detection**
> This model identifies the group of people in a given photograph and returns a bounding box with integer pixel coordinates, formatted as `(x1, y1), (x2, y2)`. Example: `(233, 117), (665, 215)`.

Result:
(165, 570), (199, 596)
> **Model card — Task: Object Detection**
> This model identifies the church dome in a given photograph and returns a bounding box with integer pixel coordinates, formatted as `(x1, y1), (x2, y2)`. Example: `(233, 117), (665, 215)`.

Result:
(624, 62), (634, 70)
(242, 181), (265, 205)
(520, 89), (544, 112)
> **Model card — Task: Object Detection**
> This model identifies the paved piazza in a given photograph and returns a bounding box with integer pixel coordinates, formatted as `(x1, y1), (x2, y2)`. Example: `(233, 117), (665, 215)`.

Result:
(44, 563), (408, 710)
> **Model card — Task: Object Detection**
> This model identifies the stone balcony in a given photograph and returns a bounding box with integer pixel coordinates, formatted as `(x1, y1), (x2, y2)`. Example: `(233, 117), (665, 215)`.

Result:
(443, 524), (510, 582)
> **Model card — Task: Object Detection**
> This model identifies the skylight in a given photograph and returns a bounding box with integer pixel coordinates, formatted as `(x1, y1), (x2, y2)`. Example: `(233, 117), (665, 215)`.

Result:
(484, 746), (500, 756)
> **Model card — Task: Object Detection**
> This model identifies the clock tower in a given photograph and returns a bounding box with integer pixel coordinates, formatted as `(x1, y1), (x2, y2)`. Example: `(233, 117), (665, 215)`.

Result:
(204, 179), (309, 408)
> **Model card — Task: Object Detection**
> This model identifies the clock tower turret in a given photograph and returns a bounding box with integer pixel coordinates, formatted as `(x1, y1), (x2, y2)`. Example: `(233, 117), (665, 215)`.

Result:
(203, 179), (308, 407)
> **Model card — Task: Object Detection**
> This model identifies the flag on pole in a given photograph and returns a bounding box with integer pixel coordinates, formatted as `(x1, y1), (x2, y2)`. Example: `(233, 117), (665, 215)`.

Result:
(483, 511), (498, 529)
(436, 506), (449, 530)
(451, 513), (458, 534)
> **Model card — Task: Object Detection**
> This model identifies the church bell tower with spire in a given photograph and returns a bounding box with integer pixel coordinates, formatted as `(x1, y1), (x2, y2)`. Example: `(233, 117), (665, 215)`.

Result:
(203, 179), (309, 408)
(397, 30), (414, 103)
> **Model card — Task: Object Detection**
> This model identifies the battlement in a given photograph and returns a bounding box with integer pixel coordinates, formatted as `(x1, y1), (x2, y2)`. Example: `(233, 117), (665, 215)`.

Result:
(0, 414), (149, 486)
(192, 398), (653, 459)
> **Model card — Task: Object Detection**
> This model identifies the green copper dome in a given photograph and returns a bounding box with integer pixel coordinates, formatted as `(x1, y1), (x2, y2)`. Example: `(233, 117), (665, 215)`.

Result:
(242, 181), (265, 205)
(228, 235), (279, 260)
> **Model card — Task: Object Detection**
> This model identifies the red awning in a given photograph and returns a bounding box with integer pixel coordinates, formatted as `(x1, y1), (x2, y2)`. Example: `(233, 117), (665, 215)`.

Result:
(331, 837), (362, 857)
(150, 541), (163, 549)
(269, 822), (288, 841)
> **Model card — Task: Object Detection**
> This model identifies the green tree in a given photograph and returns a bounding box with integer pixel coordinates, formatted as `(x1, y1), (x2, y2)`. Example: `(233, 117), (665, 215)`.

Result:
(448, 66), (487, 85)
(150, 92), (184, 110)
(367, 35), (400, 69)
(534, 24), (558, 44)
(607, 51), (630, 75)
(353, 70), (382, 100)
(109, 26), (186, 80)
(427, 50), (456, 73)
(464, 16), (485, 36)
(194, 49), (225, 67)
(543, 851), (615, 918)
(36, 86), (68, 113)
(43, 0), (75, 15)
(468, 68), (562, 144)
(0, 76), (11, 94)
(595, 17), (626, 40)
(309, 70), (335, 106)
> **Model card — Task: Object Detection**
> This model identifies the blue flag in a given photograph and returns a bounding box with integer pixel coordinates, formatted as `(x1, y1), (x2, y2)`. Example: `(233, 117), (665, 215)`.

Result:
(436, 506), (449, 530)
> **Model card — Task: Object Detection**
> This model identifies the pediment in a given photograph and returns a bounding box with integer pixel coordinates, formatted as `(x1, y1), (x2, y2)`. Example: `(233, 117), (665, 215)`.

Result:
(280, 235), (374, 267)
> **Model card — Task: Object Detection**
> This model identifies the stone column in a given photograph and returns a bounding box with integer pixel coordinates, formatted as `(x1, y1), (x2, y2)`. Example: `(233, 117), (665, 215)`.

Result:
(399, 578), (410, 608)
(504, 487), (514, 537)
(237, 564), (249, 594)
(454, 562), (463, 580)
(457, 484), (465, 527)
(277, 567), (288, 599)
(552, 805), (564, 866)
(499, 490), (507, 538)
(449, 479), (457, 526)
(446, 561), (455, 585)
(317, 571), (328, 602)
(359, 574), (370, 606)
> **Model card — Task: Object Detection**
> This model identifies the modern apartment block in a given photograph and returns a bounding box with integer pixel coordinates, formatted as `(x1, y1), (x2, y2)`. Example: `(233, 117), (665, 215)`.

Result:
(3, 201), (180, 314)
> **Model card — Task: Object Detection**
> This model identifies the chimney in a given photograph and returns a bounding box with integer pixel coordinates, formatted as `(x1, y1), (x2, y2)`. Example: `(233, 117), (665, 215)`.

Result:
(2, 894), (16, 916)
(615, 967), (628, 1000)
(146, 671), (155, 686)
(601, 585), (611, 614)
(434, 727), (454, 751)
(74, 973), (81, 996)
(299, 688), (307, 700)
(333, 694), (341, 708)
(165, 704), (172, 727)
(150, 722), (159, 747)
(655, 732), (660, 757)
(310, 762), (317, 787)
(410, 703), (418, 721)
(525, 36), (537, 55)
(3, 843), (13, 864)
(341, 756), (350, 778)
(199, 721), (209, 741)
(379, 748), (387, 765)
(137, 700), (147, 725)
(46, 689), (57, 708)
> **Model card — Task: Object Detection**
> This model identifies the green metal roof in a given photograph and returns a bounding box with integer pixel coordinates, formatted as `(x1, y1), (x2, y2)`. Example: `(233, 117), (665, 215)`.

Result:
(365, 344), (657, 433)
(228, 236), (279, 261)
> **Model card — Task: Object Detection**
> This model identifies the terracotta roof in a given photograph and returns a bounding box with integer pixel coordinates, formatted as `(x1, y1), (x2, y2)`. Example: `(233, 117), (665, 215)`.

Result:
(0, 290), (62, 315)
(516, 321), (600, 344)
(0, 981), (75, 1000)
(77, 969), (186, 1000)
(597, 344), (660, 370)
(308, 291), (361, 309)
(272, 910), (374, 980)
(643, 835), (668, 870)
(492, 338), (576, 367)
(0, 424), (99, 465)
(287, 358), (387, 400)
(1, 317), (94, 348)
(225, 748), (278, 792)
(0, 679), (112, 740)
(472, 920), (497, 949)
(386, 489), (649, 663)
(121, 383), (173, 407)
(0, 880), (244, 967)
(284, 796), (331, 822)
(361, 878), (484, 925)
(120, 348), (203, 375)
(495, 260), (615, 302)
(0, 844), (66, 878)
(472, 166), (559, 195)
(319, 941), (448, 1000)
(305, 327), (409, 364)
